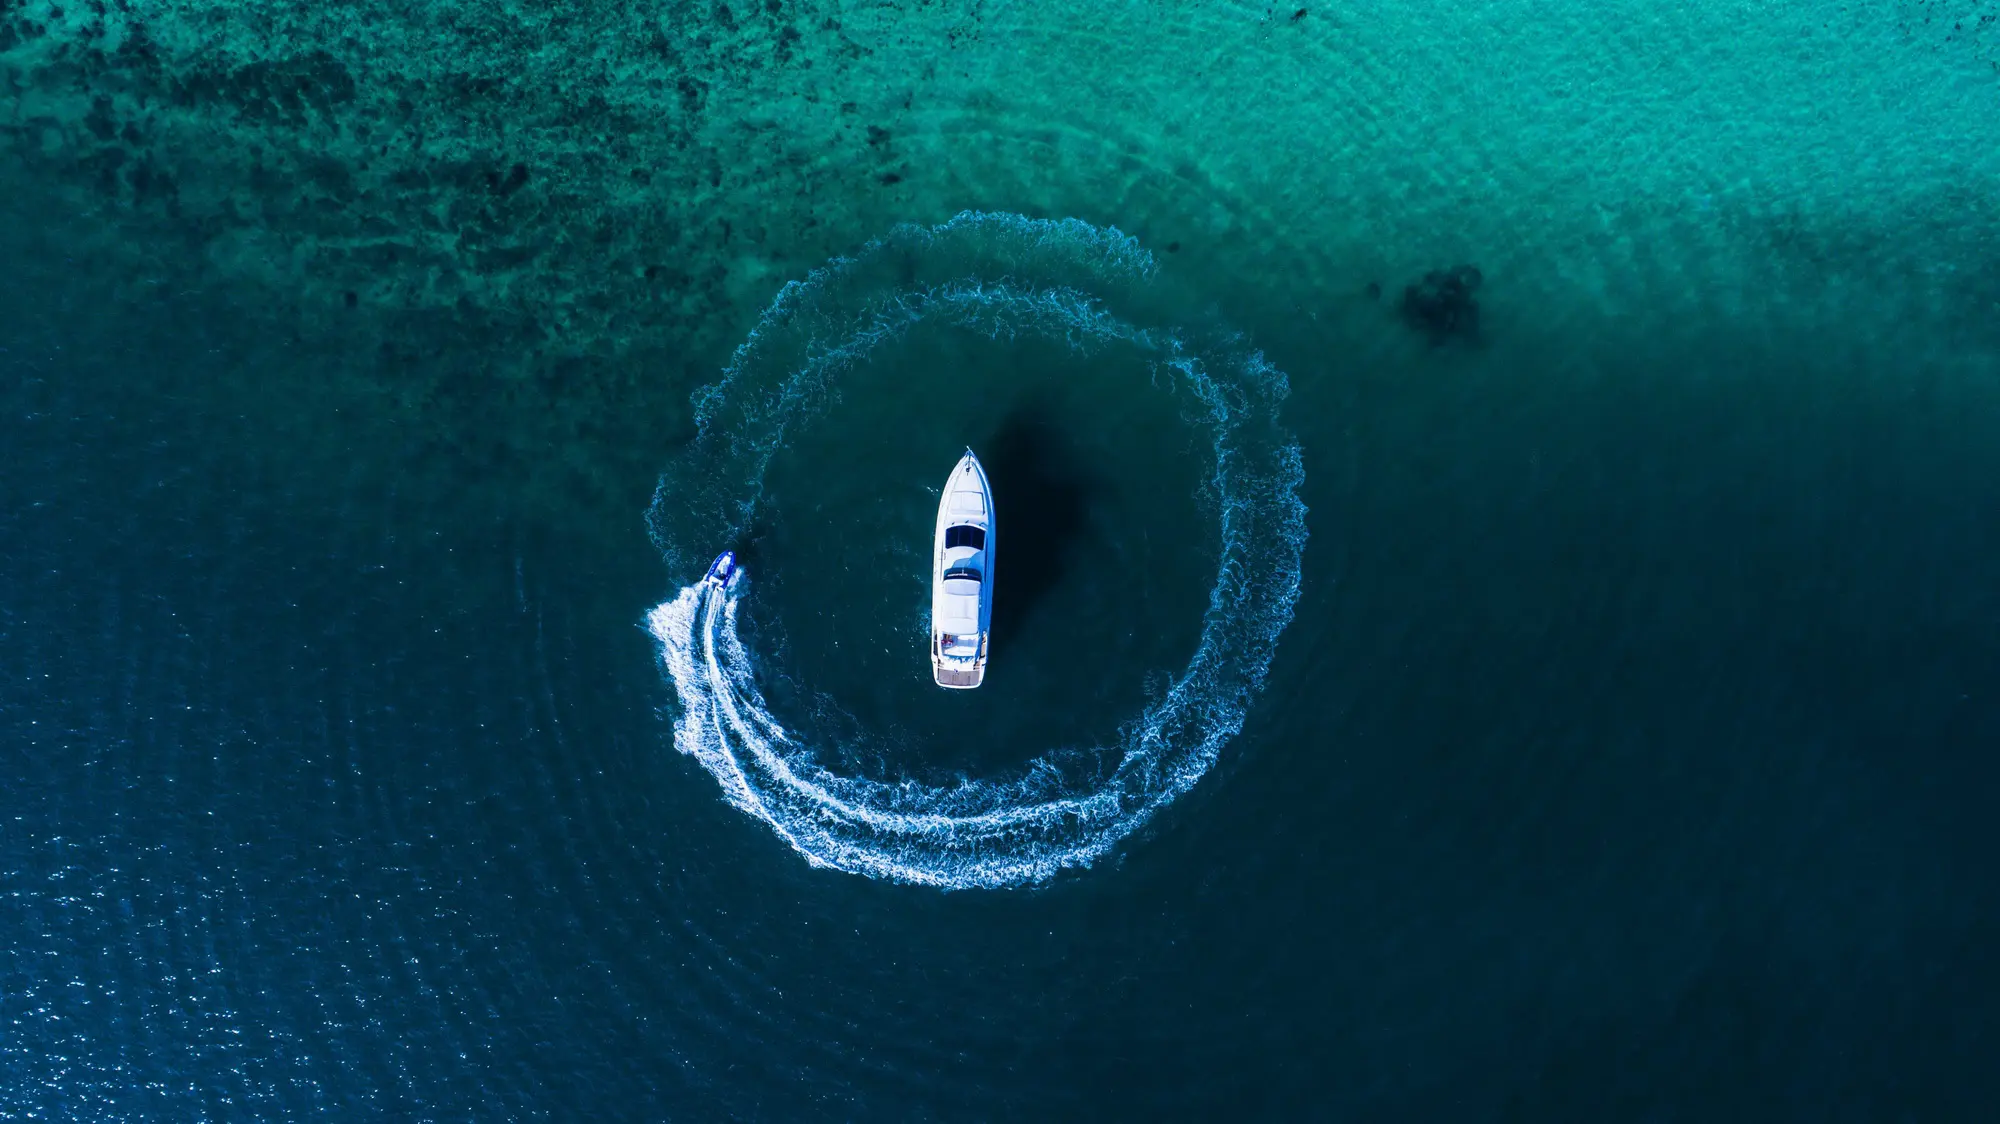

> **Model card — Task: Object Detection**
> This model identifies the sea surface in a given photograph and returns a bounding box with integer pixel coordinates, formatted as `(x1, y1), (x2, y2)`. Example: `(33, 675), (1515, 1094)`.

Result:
(4, 0), (1999, 1118)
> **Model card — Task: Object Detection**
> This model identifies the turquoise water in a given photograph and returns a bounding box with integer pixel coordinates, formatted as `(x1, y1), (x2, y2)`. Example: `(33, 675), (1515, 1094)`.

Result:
(5, 0), (2000, 1117)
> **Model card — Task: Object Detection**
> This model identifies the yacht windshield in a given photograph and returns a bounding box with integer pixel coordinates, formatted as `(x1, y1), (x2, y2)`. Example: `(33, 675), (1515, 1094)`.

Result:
(944, 525), (986, 550)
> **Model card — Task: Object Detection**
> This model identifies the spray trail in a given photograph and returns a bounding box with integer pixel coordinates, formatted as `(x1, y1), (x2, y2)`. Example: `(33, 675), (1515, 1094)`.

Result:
(647, 212), (1306, 889)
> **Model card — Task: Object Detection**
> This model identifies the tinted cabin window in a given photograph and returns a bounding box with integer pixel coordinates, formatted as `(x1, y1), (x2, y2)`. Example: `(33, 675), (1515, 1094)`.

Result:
(945, 525), (986, 550)
(943, 566), (983, 584)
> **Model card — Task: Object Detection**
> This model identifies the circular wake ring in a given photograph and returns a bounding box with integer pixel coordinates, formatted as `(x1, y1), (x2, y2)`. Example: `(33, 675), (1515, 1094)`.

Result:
(647, 212), (1306, 888)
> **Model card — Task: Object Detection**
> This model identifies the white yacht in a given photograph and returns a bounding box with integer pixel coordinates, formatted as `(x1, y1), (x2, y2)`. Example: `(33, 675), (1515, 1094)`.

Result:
(930, 449), (994, 689)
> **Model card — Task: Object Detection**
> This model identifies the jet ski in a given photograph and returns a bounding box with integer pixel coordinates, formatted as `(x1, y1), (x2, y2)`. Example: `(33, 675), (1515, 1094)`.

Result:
(703, 550), (738, 590)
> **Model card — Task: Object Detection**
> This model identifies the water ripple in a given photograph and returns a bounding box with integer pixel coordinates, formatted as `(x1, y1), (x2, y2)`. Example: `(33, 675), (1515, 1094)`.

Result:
(647, 212), (1306, 888)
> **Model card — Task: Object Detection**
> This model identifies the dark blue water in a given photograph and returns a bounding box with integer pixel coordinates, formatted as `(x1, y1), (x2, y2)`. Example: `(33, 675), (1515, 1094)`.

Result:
(7, 2), (2000, 1118)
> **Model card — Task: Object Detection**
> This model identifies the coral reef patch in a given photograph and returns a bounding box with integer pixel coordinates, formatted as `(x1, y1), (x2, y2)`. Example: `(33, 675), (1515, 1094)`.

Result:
(1400, 265), (1484, 346)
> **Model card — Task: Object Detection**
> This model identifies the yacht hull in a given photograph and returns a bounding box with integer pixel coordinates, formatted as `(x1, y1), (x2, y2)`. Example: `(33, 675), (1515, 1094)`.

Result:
(930, 450), (994, 689)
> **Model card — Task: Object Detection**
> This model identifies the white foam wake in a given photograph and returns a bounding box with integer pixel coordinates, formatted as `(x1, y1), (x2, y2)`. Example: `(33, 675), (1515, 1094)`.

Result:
(647, 211), (1306, 889)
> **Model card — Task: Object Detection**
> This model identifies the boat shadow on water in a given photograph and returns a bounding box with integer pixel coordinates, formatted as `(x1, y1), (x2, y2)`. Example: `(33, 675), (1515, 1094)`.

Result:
(982, 404), (1092, 660)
